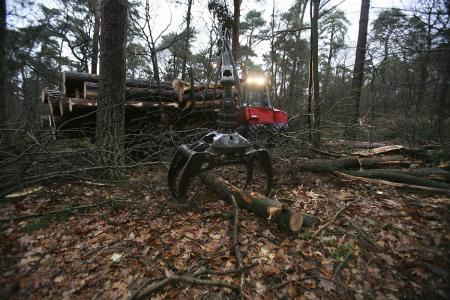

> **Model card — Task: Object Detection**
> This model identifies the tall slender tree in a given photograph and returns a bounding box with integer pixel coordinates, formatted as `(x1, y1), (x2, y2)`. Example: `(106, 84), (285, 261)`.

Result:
(349, 0), (370, 136)
(0, 0), (6, 123)
(232, 0), (241, 59)
(310, 0), (321, 146)
(95, 0), (128, 176)
(181, 0), (193, 81)
(90, 0), (100, 74)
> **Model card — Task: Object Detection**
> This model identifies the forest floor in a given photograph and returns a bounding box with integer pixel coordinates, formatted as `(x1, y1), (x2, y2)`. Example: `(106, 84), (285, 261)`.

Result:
(0, 151), (449, 299)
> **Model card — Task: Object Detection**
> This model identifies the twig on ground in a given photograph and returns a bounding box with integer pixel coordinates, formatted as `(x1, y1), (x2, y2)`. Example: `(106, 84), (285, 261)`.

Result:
(129, 273), (240, 300)
(231, 195), (245, 297)
(0, 201), (109, 223)
(312, 199), (359, 239)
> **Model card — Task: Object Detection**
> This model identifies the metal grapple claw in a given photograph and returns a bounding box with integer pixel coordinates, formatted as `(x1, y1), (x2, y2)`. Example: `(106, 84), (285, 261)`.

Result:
(167, 131), (273, 201)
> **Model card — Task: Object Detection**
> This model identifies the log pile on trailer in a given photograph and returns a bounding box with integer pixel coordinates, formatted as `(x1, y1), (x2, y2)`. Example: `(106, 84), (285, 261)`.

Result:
(40, 71), (231, 135)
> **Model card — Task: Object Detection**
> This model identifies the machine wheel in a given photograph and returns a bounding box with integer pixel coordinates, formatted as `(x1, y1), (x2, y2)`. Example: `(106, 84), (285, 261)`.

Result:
(248, 124), (273, 146)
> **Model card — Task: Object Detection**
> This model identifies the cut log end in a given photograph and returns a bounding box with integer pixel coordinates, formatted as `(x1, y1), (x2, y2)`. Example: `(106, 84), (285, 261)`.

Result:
(288, 211), (303, 232)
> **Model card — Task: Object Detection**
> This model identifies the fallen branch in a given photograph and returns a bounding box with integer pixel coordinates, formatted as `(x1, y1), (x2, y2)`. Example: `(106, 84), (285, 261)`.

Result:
(0, 201), (109, 223)
(130, 273), (240, 300)
(290, 156), (412, 173)
(341, 170), (450, 190)
(334, 171), (450, 195)
(396, 168), (450, 183)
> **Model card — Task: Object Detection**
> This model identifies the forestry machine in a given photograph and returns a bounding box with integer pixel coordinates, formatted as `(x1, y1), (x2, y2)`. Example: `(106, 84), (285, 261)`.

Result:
(168, 24), (277, 201)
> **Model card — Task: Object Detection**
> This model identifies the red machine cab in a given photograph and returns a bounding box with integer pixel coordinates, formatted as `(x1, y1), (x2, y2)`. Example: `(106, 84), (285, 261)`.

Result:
(237, 77), (288, 136)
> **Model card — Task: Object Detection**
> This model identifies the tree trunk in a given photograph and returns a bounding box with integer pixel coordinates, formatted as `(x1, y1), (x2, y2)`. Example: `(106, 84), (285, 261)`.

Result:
(310, 0), (321, 146)
(307, 53), (313, 143)
(375, 168), (450, 183)
(270, 2), (276, 103)
(437, 49), (449, 140)
(322, 24), (335, 104)
(0, 0), (6, 124)
(341, 170), (450, 190)
(348, 0), (370, 137)
(95, 0), (128, 177)
(199, 173), (316, 231)
(90, 0), (100, 74)
(290, 156), (412, 173)
(287, 0), (308, 106)
(181, 0), (193, 81)
(232, 0), (241, 60)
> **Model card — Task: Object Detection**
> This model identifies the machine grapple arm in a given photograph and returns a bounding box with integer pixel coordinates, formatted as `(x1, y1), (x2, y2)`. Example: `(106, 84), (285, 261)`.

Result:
(167, 24), (274, 201)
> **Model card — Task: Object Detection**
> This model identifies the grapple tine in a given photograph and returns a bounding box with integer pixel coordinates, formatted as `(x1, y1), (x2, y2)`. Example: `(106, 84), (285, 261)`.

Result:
(168, 147), (189, 199)
(177, 152), (210, 201)
(253, 149), (274, 195)
(245, 160), (254, 188)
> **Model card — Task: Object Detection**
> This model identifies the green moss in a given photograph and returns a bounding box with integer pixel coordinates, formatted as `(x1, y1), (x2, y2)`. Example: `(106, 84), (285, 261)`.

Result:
(332, 242), (355, 262)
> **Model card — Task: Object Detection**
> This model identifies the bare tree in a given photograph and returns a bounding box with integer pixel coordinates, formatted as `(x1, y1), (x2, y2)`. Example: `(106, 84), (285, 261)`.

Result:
(348, 0), (370, 136)
(130, 0), (179, 84)
(96, 0), (128, 176)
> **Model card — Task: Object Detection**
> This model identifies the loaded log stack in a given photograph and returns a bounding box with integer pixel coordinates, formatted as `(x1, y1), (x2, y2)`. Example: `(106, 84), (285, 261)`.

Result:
(40, 71), (231, 136)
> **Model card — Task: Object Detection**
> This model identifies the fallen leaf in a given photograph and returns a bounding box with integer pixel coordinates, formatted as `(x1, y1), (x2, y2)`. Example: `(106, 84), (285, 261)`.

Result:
(318, 278), (335, 292)
(263, 264), (279, 276)
(111, 253), (122, 262)
(255, 281), (266, 295)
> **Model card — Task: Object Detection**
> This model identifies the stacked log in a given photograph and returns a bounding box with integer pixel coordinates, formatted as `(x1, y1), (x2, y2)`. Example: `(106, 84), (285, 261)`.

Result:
(62, 71), (173, 97)
(83, 82), (179, 101)
(39, 71), (236, 134)
(40, 89), (61, 104)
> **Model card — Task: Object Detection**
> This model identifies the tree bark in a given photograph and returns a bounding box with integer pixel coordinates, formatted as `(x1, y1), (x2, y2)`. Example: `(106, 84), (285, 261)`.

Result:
(199, 173), (316, 231)
(95, 0), (128, 177)
(90, 0), (101, 74)
(348, 0), (370, 137)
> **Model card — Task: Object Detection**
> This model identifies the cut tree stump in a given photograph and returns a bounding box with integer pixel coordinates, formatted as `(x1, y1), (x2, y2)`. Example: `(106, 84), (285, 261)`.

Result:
(198, 173), (316, 232)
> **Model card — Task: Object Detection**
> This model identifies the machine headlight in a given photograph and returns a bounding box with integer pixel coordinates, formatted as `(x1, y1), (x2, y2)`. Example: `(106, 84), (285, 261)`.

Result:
(246, 76), (265, 85)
